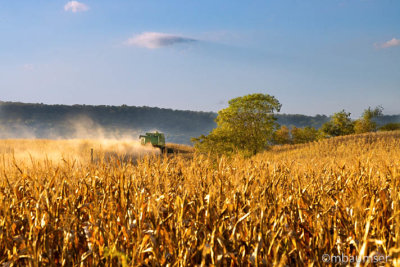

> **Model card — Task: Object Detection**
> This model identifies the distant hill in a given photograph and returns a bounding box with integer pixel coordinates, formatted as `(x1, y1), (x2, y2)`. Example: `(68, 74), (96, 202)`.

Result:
(0, 101), (399, 144)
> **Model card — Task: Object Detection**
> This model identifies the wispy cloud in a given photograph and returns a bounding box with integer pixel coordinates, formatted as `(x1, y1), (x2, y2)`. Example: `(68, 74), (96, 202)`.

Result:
(124, 32), (197, 49)
(64, 1), (89, 13)
(375, 38), (400, 49)
(23, 64), (34, 71)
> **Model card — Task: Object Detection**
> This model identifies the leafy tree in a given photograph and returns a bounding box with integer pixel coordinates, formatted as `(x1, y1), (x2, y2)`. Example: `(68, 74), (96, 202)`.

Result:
(354, 106), (383, 134)
(291, 126), (319, 144)
(192, 93), (281, 156)
(191, 127), (238, 155)
(321, 110), (355, 137)
(273, 126), (291, 145)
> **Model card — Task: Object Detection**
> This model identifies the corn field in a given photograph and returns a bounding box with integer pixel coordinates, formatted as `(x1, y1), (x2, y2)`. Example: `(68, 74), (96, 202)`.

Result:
(1, 131), (400, 266)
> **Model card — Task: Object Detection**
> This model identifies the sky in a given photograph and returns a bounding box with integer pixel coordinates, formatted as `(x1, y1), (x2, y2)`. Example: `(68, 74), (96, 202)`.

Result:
(0, 0), (399, 117)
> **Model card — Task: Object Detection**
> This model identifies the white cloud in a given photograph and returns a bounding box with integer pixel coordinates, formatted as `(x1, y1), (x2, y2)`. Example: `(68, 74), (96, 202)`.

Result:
(64, 1), (89, 13)
(376, 38), (400, 49)
(23, 64), (34, 71)
(124, 32), (196, 49)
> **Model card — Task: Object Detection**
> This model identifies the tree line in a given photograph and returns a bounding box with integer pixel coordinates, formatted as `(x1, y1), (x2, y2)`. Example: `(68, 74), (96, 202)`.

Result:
(0, 100), (398, 145)
(273, 107), (399, 145)
(192, 94), (400, 156)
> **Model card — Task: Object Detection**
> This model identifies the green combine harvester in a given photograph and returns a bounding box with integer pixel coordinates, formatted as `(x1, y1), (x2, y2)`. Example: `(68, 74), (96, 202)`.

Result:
(139, 131), (166, 153)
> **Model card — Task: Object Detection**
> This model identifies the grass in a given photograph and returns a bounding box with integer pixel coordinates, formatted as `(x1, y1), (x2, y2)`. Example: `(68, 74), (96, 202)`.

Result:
(0, 131), (399, 266)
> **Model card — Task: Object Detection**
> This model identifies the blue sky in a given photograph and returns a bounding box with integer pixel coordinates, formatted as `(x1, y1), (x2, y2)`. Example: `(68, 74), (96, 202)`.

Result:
(0, 0), (399, 116)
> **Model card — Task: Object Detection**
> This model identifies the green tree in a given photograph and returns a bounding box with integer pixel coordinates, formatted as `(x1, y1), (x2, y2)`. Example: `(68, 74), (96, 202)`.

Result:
(321, 110), (355, 137)
(354, 106), (383, 134)
(273, 126), (291, 145)
(291, 126), (318, 144)
(192, 93), (281, 156)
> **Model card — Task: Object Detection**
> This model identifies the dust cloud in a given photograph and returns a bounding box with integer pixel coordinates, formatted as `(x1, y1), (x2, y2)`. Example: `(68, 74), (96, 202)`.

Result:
(0, 116), (161, 164)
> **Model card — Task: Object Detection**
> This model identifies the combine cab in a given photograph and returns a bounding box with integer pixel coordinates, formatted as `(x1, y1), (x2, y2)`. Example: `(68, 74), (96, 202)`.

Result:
(139, 131), (166, 153)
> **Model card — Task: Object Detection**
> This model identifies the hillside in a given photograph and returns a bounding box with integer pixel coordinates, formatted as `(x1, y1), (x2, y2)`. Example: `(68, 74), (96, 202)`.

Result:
(0, 101), (399, 144)
(0, 102), (216, 144)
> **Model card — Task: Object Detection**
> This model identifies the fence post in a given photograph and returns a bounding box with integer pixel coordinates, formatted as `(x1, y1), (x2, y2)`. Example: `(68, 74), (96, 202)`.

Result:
(91, 148), (94, 164)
